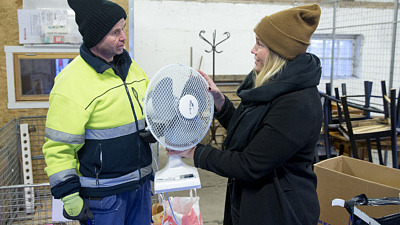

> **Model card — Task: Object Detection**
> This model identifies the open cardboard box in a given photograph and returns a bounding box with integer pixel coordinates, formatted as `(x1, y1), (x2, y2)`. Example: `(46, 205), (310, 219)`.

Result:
(314, 156), (400, 225)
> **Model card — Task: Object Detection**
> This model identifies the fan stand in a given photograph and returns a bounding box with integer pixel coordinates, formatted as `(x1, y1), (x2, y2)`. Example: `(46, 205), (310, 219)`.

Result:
(154, 155), (201, 194)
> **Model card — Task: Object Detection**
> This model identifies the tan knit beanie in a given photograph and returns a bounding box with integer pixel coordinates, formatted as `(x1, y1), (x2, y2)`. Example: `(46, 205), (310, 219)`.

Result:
(254, 4), (321, 60)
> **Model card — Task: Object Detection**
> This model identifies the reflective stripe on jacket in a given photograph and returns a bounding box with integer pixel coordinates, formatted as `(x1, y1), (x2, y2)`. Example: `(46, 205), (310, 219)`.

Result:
(43, 47), (152, 198)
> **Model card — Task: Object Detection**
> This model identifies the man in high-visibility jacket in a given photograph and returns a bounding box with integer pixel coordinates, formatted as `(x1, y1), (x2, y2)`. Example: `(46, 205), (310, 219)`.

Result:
(43, 0), (154, 224)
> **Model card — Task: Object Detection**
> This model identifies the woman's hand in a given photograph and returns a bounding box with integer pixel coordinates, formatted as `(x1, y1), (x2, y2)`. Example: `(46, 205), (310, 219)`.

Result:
(197, 70), (225, 111)
(166, 146), (196, 159)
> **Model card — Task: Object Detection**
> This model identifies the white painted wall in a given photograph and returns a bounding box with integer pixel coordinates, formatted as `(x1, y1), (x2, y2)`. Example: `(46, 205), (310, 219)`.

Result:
(133, 0), (293, 79)
(133, 0), (399, 99)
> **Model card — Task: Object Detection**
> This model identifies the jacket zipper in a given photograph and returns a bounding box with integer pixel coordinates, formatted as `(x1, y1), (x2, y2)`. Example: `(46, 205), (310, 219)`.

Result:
(131, 87), (143, 115)
(124, 82), (142, 178)
(95, 144), (103, 186)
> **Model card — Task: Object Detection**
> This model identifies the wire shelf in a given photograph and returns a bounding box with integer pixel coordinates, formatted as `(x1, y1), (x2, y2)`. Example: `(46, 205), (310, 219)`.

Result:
(0, 116), (159, 224)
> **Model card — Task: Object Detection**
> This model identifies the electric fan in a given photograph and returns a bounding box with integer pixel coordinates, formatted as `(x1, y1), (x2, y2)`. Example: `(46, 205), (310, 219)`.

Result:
(144, 63), (214, 193)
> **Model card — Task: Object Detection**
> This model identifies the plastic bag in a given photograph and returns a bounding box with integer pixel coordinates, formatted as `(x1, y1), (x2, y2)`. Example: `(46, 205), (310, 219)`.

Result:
(164, 190), (203, 225)
(151, 195), (167, 225)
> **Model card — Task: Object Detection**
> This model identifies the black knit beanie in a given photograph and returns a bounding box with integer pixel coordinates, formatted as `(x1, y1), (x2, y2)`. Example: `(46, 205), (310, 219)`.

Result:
(67, 0), (127, 48)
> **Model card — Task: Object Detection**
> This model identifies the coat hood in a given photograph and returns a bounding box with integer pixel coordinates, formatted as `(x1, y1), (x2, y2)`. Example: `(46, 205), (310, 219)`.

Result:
(238, 53), (321, 106)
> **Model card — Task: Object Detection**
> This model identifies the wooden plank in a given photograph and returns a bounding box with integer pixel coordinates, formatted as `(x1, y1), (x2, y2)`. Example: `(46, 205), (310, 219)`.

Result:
(208, 75), (245, 146)
(213, 75), (246, 82)
(218, 85), (238, 92)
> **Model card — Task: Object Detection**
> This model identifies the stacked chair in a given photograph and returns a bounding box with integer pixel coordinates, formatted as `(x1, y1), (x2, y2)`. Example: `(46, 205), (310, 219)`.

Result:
(319, 81), (399, 168)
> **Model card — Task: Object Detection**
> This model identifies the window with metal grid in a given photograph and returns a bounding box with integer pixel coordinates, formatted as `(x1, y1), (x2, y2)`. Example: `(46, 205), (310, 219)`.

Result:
(308, 33), (363, 79)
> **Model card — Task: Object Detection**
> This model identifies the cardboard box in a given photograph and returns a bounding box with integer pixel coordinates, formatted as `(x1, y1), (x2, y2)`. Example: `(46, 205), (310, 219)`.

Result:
(314, 156), (400, 225)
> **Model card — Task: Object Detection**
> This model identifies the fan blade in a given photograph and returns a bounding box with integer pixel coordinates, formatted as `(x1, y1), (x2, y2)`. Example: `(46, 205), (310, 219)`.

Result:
(147, 77), (177, 138)
(152, 77), (176, 121)
(181, 76), (208, 113)
(164, 115), (204, 150)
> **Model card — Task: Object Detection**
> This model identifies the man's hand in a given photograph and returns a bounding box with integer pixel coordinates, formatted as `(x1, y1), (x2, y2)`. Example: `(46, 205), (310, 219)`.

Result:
(62, 192), (94, 224)
(139, 130), (157, 143)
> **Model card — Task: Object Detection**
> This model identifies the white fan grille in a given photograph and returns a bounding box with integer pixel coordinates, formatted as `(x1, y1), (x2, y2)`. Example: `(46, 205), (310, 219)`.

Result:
(144, 64), (214, 150)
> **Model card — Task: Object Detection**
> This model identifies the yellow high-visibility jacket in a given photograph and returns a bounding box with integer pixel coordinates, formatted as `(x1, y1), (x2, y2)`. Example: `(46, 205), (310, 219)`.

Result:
(43, 45), (152, 199)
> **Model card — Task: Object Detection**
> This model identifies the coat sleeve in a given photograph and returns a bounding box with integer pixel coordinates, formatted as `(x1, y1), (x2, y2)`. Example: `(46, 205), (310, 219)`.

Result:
(194, 91), (321, 181)
(43, 93), (89, 198)
(214, 95), (236, 129)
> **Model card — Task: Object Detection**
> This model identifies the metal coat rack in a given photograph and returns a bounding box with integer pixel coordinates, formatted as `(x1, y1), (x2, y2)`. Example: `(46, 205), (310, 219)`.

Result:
(199, 30), (230, 81)
(199, 30), (230, 145)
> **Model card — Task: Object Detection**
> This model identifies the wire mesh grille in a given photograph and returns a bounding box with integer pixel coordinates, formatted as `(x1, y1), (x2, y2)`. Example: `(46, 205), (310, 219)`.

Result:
(317, 0), (399, 108)
(0, 116), (79, 224)
(0, 183), (79, 225)
(145, 64), (214, 150)
(0, 119), (21, 187)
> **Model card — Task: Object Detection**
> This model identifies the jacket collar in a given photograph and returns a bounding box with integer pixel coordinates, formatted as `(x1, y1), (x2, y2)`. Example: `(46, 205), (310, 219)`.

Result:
(79, 42), (132, 77)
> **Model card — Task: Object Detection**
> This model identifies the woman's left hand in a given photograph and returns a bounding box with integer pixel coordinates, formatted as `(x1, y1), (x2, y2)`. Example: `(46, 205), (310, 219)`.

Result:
(166, 146), (196, 159)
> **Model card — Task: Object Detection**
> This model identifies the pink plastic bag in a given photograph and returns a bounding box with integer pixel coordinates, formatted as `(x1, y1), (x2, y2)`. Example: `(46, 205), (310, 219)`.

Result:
(164, 190), (203, 225)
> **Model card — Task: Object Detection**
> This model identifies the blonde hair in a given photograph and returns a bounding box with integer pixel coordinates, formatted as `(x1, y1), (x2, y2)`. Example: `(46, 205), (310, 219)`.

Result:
(254, 49), (287, 88)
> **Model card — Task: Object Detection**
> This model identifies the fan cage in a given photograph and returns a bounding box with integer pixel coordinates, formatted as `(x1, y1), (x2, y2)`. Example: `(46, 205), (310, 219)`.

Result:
(144, 64), (214, 151)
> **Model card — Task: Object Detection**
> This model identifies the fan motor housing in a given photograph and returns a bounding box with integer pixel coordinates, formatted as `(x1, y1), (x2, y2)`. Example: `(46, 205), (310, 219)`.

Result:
(179, 94), (199, 119)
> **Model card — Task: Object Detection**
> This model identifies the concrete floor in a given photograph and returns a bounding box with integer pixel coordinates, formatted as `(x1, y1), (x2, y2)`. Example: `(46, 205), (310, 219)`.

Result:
(153, 144), (227, 225)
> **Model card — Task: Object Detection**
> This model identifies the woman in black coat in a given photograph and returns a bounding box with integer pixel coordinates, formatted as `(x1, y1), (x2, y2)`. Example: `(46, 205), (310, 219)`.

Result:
(169, 4), (322, 225)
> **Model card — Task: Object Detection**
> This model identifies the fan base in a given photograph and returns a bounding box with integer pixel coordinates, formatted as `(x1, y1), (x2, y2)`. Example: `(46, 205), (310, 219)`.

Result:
(154, 155), (201, 193)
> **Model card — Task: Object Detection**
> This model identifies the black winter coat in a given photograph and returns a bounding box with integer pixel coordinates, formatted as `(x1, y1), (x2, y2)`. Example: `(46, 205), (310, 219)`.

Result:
(194, 53), (322, 225)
